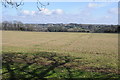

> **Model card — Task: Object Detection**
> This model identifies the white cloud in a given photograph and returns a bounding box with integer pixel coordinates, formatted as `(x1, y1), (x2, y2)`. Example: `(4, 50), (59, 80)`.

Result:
(20, 8), (64, 16)
(104, 15), (112, 19)
(22, 10), (30, 15)
(40, 8), (52, 15)
(31, 11), (36, 15)
(108, 8), (118, 14)
(3, 6), (117, 24)
(52, 9), (64, 15)
(3, 12), (117, 24)
(21, 10), (36, 15)
(88, 3), (105, 8)
(40, 8), (64, 15)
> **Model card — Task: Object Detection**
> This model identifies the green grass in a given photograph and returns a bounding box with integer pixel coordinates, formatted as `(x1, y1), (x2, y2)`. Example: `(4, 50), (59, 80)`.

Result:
(2, 31), (119, 79)
(2, 52), (119, 79)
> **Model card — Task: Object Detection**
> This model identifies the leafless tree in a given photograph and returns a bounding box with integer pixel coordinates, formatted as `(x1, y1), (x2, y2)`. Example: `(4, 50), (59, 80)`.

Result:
(2, 0), (49, 11)
(37, 0), (49, 11)
(2, 0), (24, 9)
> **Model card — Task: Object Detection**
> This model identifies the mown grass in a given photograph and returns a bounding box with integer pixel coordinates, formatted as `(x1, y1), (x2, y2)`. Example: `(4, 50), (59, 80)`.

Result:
(2, 31), (119, 79)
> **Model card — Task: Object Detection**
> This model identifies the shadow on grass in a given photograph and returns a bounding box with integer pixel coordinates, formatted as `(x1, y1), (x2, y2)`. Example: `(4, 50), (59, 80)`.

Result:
(2, 52), (120, 79)
(2, 52), (79, 79)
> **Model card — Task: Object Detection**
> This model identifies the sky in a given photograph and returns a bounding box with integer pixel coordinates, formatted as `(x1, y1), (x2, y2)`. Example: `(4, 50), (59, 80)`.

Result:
(1, 2), (118, 24)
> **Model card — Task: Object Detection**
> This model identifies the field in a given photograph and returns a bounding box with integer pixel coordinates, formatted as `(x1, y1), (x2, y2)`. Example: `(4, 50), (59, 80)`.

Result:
(2, 31), (119, 79)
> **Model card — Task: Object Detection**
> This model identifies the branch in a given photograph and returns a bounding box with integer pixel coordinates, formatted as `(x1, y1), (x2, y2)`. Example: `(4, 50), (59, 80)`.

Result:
(37, 0), (49, 11)
(2, 0), (49, 11)
(2, 0), (24, 9)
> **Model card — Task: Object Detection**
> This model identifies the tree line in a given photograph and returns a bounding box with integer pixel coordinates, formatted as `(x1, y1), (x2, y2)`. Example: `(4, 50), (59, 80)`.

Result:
(0, 21), (119, 33)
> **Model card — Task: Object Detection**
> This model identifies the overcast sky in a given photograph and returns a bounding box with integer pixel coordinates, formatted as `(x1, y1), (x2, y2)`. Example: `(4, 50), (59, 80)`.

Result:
(1, 2), (118, 24)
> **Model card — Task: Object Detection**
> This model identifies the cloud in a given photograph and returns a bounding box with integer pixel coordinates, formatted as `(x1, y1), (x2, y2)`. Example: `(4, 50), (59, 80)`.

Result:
(87, 3), (105, 8)
(2, 6), (117, 25)
(40, 8), (64, 15)
(108, 8), (118, 14)
(20, 10), (36, 16)
(104, 15), (112, 19)
(22, 10), (30, 15)
(40, 8), (52, 15)
(20, 8), (64, 16)
(52, 9), (64, 15)
(2, 12), (117, 24)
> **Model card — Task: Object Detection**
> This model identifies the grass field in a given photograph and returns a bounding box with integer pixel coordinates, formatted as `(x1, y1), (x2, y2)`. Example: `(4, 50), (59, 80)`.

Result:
(2, 31), (119, 79)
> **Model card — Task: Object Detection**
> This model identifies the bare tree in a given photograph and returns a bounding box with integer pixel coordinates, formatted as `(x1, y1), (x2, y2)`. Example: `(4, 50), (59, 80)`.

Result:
(2, 0), (24, 9)
(2, 0), (49, 11)
(37, 0), (49, 11)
